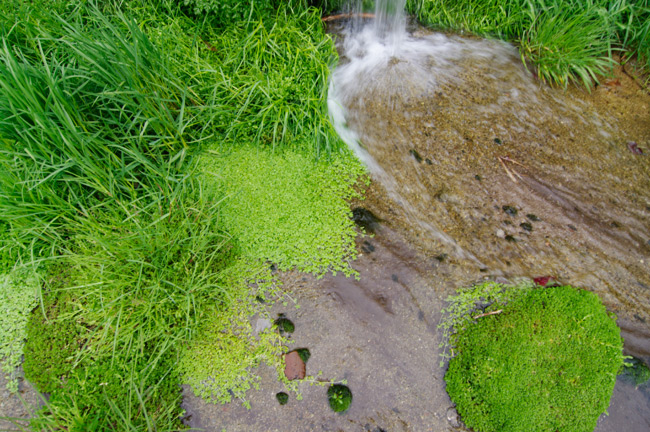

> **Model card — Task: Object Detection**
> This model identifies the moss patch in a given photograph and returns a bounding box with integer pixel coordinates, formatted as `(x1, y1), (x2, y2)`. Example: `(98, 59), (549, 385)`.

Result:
(445, 285), (623, 432)
(199, 145), (368, 277)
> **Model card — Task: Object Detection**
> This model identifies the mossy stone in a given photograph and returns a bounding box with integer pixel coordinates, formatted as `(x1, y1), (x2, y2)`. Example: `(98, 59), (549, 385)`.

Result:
(327, 384), (352, 413)
(445, 286), (623, 432)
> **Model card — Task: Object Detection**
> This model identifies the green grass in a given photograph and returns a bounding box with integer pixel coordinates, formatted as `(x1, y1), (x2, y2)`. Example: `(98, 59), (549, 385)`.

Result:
(408, 0), (650, 87)
(445, 284), (623, 432)
(0, 0), (368, 428)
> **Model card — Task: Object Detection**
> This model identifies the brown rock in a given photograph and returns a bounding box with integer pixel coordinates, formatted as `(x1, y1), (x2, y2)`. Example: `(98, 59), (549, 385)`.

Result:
(283, 351), (306, 380)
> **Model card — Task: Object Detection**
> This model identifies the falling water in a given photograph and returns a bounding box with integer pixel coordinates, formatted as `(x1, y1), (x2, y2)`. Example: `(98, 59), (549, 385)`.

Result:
(328, 1), (650, 328)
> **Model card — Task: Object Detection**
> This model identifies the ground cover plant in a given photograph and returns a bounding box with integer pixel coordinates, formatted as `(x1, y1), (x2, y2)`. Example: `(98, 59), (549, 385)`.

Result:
(408, 0), (650, 87)
(0, 0), (367, 429)
(442, 282), (624, 432)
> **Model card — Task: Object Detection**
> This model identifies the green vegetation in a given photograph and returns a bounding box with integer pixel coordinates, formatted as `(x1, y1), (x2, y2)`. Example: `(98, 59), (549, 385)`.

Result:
(0, 269), (40, 392)
(443, 283), (624, 432)
(327, 384), (352, 412)
(200, 145), (366, 276)
(0, 0), (365, 429)
(408, 0), (650, 87)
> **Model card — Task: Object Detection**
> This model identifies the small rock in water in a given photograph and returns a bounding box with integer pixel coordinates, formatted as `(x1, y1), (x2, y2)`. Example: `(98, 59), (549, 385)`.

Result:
(627, 141), (644, 155)
(276, 392), (289, 405)
(504, 234), (516, 242)
(435, 253), (448, 262)
(502, 205), (518, 216)
(520, 222), (533, 232)
(352, 207), (380, 234)
(409, 149), (423, 163)
(446, 406), (461, 428)
(361, 240), (375, 253)
(274, 315), (295, 335)
(526, 214), (540, 222)
(283, 351), (306, 380)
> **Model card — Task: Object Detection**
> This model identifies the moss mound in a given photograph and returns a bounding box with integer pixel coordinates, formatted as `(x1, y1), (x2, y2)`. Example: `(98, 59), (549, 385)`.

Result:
(445, 285), (623, 432)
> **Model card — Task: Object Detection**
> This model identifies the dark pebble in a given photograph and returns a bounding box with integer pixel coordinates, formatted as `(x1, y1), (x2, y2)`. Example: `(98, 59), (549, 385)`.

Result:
(425, 158), (433, 165)
(418, 310), (425, 321)
(502, 205), (518, 216)
(505, 234), (516, 242)
(352, 207), (380, 234)
(520, 222), (533, 232)
(391, 274), (399, 282)
(494, 138), (502, 145)
(475, 174), (482, 181)
(409, 149), (423, 163)
(361, 240), (375, 253)
(568, 224), (577, 231)
(274, 316), (295, 334)
(435, 253), (448, 262)
(276, 392), (289, 405)
(610, 221), (621, 228)
(526, 214), (540, 222)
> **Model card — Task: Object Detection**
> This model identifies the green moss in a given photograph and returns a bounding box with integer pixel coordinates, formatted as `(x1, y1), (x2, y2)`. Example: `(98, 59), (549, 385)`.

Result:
(0, 268), (40, 392)
(23, 290), (82, 394)
(179, 259), (287, 407)
(445, 285), (623, 432)
(200, 145), (368, 277)
(327, 384), (352, 413)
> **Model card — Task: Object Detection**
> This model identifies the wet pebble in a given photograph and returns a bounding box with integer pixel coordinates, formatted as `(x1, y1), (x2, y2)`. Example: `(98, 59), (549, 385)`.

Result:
(502, 205), (518, 216)
(526, 214), (540, 222)
(391, 274), (399, 282)
(352, 207), (380, 234)
(274, 315), (295, 335)
(276, 392), (289, 405)
(520, 222), (533, 232)
(409, 149), (423, 163)
(446, 407), (461, 428)
(493, 138), (502, 145)
(568, 224), (577, 231)
(505, 234), (516, 242)
(283, 351), (306, 381)
(361, 240), (375, 253)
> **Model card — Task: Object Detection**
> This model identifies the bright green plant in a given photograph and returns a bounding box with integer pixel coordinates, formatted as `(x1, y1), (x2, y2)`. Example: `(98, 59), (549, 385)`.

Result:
(445, 285), (624, 432)
(0, 268), (40, 392)
(438, 279), (534, 367)
(199, 144), (368, 276)
(179, 259), (287, 407)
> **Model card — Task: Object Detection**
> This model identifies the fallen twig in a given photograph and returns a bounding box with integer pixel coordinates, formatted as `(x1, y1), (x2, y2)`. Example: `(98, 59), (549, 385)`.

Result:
(473, 309), (503, 319)
(322, 13), (376, 22)
(498, 156), (525, 183)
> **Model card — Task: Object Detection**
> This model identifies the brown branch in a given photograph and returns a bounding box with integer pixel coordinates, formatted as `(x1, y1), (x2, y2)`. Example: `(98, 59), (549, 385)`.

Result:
(473, 309), (503, 319)
(322, 13), (376, 22)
